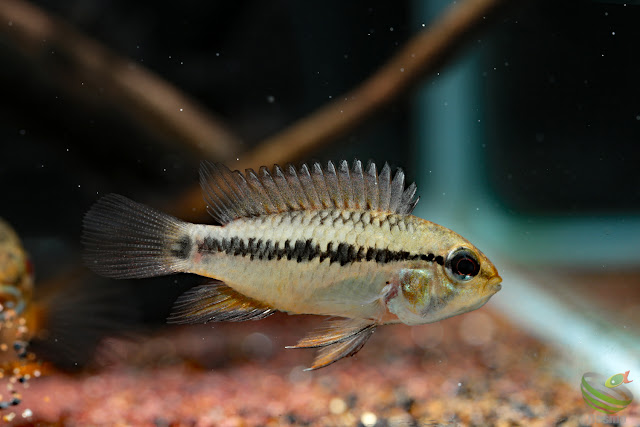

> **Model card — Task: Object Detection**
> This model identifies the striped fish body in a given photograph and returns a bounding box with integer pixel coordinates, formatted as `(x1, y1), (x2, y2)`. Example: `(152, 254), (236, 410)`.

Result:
(83, 160), (502, 369)
(184, 210), (448, 321)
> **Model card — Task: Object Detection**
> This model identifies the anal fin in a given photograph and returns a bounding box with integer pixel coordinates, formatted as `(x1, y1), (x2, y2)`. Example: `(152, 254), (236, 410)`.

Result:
(286, 318), (377, 370)
(167, 280), (274, 324)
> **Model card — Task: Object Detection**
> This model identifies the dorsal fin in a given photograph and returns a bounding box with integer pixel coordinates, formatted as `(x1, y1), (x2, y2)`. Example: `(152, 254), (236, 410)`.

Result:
(200, 160), (420, 225)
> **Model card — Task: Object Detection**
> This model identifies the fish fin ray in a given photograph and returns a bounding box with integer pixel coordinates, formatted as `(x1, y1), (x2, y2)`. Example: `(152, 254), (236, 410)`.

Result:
(198, 160), (419, 221)
(245, 168), (279, 214)
(351, 159), (366, 209)
(258, 166), (288, 212)
(311, 162), (331, 209)
(286, 318), (374, 348)
(82, 194), (191, 279)
(301, 322), (376, 370)
(272, 165), (300, 210)
(388, 168), (405, 212)
(200, 161), (263, 224)
(336, 160), (354, 208)
(399, 183), (419, 215)
(323, 161), (343, 208)
(378, 163), (392, 211)
(297, 164), (323, 209)
(167, 280), (275, 323)
(364, 161), (379, 210)
(285, 165), (313, 210)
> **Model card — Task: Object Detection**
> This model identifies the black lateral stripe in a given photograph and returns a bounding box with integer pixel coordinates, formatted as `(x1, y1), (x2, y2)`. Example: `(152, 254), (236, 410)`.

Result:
(171, 235), (192, 260)
(197, 236), (441, 266)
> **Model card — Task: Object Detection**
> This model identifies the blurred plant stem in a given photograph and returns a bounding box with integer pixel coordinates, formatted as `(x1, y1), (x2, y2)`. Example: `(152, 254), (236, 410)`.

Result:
(0, 0), (241, 159)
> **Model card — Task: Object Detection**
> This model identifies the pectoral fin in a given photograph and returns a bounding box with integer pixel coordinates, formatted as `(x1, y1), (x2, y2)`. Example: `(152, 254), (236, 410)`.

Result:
(167, 280), (274, 323)
(286, 318), (376, 370)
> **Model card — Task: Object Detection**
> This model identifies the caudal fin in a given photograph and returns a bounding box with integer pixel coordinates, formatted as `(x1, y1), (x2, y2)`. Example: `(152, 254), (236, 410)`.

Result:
(82, 194), (191, 279)
(29, 274), (140, 371)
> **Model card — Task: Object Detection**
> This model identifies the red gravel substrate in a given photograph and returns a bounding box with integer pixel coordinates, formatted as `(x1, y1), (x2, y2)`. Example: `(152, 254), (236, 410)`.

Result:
(4, 308), (639, 426)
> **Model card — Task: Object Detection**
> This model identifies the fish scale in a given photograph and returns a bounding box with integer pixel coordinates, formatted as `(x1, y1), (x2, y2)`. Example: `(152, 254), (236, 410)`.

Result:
(202, 210), (421, 254)
(83, 159), (502, 369)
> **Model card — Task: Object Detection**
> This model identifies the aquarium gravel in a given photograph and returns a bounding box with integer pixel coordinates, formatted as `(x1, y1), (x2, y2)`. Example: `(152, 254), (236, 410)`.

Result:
(4, 309), (637, 426)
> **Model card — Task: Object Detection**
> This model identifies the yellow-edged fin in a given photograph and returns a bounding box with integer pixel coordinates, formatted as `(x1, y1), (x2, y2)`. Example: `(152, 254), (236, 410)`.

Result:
(286, 318), (375, 348)
(167, 280), (274, 323)
(199, 159), (420, 222)
(305, 323), (376, 370)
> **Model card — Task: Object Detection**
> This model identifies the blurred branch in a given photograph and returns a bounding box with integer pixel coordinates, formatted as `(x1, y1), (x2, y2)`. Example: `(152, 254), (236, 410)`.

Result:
(0, 0), (516, 221)
(249, 0), (513, 166)
(172, 0), (517, 221)
(0, 0), (240, 159)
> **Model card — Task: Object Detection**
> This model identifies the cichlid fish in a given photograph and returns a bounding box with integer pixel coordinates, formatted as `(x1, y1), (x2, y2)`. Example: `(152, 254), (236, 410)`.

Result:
(0, 218), (38, 409)
(0, 218), (138, 376)
(83, 160), (502, 369)
(0, 218), (34, 323)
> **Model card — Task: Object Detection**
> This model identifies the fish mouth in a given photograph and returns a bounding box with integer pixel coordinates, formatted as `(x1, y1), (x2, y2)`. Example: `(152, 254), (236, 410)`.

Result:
(486, 275), (503, 294)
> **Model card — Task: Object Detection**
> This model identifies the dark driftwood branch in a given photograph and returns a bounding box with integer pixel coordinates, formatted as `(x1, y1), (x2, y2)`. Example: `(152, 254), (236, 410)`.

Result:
(171, 0), (515, 221)
(246, 0), (512, 166)
(0, 0), (514, 221)
(0, 0), (240, 159)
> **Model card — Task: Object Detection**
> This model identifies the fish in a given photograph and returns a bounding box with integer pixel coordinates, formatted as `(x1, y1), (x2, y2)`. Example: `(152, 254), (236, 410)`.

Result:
(82, 160), (502, 370)
(0, 218), (39, 410)
(0, 218), (34, 324)
(0, 218), (35, 363)
(0, 218), (138, 375)
(605, 371), (633, 388)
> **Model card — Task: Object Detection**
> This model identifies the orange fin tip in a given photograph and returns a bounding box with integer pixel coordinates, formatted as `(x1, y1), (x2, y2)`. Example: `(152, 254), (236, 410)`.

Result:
(286, 318), (376, 370)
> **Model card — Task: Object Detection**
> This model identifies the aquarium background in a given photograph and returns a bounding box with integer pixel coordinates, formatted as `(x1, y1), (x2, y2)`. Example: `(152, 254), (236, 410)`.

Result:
(0, 0), (638, 424)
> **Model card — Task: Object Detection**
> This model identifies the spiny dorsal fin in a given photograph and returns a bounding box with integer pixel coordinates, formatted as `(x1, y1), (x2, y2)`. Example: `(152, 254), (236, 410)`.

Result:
(200, 160), (420, 225)
(285, 318), (376, 370)
(167, 280), (274, 324)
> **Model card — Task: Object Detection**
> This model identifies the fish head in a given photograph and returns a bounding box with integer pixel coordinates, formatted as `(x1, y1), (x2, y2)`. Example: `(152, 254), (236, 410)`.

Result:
(387, 239), (501, 326)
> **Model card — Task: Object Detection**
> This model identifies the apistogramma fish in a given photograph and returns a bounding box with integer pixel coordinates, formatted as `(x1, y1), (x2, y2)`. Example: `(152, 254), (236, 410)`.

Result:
(83, 160), (502, 369)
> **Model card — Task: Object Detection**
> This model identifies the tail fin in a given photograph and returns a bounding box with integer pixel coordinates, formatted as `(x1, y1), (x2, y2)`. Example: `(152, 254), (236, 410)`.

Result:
(28, 274), (140, 371)
(82, 194), (191, 279)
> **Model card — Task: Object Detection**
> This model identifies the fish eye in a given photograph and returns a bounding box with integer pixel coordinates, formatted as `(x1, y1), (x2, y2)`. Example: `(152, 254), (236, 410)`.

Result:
(445, 248), (480, 282)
